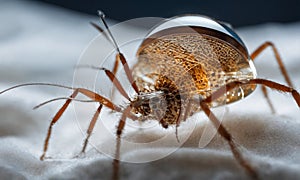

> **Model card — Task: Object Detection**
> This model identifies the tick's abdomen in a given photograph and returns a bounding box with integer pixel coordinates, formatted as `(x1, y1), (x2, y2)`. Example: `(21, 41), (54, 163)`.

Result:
(133, 26), (257, 109)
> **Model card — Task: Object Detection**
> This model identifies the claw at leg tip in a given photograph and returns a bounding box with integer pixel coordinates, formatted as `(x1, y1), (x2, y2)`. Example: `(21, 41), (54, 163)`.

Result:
(97, 10), (105, 18)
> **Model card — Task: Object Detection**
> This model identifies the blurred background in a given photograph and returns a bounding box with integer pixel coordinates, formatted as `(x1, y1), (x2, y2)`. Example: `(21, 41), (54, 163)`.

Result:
(33, 0), (300, 27)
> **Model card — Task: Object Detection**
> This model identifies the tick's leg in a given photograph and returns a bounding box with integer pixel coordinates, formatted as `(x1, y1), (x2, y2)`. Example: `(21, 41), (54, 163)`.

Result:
(91, 28), (139, 95)
(203, 79), (300, 108)
(90, 22), (104, 33)
(251, 42), (294, 113)
(112, 54), (120, 82)
(40, 89), (79, 160)
(250, 79), (300, 106)
(95, 11), (139, 94)
(40, 88), (125, 160)
(110, 54), (121, 98)
(78, 66), (131, 101)
(251, 42), (293, 87)
(261, 86), (275, 114)
(90, 21), (120, 80)
(116, 53), (139, 94)
(80, 104), (103, 154)
(101, 67), (131, 100)
(175, 105), (182, 143)
(200, 78), (299, 178)
(112, 106), (132, 180)
(199, 101), (258, 179)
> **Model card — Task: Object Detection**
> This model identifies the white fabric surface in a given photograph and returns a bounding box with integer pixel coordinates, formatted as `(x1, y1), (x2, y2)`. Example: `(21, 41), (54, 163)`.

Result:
(0, 1), (300, 180)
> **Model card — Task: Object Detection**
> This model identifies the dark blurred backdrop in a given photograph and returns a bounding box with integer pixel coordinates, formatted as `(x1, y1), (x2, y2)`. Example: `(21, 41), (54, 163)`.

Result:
(33, 0), (300, 27)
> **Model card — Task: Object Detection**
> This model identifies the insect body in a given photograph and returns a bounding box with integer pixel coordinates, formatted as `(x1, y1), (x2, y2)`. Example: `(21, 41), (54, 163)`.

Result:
(132, 16), (257, 127)
(1, 12), (300, 180)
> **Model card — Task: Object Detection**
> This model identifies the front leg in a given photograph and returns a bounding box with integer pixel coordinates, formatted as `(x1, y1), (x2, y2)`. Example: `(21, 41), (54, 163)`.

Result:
(40, 88), (125, 160)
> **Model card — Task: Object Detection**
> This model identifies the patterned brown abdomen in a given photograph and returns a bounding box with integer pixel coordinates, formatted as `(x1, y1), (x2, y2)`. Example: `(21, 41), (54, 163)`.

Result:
(133, 26), (256, 107)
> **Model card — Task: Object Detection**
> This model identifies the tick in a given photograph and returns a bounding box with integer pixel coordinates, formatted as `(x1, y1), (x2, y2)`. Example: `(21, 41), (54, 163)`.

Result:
(1, 11), (299, 180)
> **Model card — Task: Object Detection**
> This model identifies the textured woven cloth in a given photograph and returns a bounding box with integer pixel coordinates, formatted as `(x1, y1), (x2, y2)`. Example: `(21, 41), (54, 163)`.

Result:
(0, 1), (300, 179)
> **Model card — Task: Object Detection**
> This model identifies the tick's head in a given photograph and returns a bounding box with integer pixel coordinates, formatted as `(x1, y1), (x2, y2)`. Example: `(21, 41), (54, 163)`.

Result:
(130, 91), (168, 123)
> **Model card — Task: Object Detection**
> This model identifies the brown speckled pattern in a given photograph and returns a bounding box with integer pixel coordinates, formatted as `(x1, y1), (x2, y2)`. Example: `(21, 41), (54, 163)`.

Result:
(131, 32), (256, 127)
